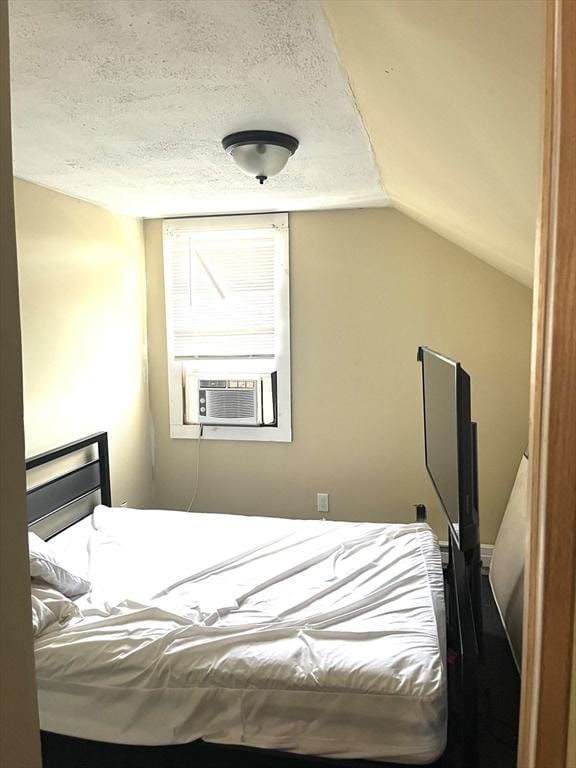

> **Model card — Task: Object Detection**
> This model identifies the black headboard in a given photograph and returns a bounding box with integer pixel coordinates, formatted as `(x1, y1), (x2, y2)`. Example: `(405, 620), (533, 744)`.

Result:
(26, 432), (111, 537)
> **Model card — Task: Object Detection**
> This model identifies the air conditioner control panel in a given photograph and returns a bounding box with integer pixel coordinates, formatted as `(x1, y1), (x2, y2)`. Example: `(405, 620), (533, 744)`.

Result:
(199, 379), (255, 389)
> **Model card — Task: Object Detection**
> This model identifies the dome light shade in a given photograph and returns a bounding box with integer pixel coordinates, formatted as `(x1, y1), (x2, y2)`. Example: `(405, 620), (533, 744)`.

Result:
(222, 131), (299, 184)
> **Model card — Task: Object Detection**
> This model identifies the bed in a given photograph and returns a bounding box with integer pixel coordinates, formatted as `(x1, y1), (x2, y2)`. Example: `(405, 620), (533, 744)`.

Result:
(26, 433), (480, 768)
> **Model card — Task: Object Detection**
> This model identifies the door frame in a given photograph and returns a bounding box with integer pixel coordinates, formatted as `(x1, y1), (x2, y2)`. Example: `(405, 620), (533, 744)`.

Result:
(518, 1), (576, 766)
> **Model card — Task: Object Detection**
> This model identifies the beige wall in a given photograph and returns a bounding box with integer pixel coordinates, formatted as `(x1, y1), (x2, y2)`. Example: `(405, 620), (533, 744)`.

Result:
(145, 208), (532, 544)
(14, 178), (153, 509)
(0, 3), (42, 766)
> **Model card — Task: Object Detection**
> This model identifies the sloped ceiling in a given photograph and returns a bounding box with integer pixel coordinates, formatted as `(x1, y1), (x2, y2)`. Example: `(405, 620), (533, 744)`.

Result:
(323, 0), (545, 286)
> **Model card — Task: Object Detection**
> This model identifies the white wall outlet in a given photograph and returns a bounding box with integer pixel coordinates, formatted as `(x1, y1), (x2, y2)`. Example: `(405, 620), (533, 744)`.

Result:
(317, 493), (329, 516)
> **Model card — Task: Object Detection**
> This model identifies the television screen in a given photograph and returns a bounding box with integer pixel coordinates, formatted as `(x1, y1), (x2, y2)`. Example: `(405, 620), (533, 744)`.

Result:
(418, 347), (477, 550)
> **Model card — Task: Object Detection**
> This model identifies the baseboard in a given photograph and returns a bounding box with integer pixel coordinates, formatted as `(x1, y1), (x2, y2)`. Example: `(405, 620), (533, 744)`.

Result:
(439, 541), (493, 573)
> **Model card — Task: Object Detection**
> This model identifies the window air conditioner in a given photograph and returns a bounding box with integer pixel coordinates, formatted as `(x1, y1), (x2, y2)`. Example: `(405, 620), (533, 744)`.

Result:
(197, 378), (262, 426)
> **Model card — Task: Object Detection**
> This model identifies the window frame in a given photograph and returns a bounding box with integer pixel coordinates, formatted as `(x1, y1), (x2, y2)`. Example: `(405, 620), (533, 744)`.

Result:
(162, 213), (292, 443)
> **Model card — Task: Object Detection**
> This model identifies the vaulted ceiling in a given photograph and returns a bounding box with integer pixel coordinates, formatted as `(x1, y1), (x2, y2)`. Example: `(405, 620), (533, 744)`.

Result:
(9, 0), (544, 285)
(323, 0), (545, 285)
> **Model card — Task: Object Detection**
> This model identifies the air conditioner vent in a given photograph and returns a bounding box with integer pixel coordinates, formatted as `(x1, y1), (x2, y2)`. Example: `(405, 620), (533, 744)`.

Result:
(207, 390), (256, 419)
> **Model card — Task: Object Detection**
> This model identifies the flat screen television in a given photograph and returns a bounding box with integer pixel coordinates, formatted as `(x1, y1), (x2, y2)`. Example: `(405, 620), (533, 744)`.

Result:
(418, 346), (479, 552)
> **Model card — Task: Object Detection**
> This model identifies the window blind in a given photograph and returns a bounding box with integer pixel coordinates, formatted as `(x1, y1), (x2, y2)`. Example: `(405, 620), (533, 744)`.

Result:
(167, 226), (277, 359)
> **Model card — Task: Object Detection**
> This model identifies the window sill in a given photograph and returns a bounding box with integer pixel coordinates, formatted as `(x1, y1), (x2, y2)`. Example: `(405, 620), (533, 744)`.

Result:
(169, 423), (292, 443)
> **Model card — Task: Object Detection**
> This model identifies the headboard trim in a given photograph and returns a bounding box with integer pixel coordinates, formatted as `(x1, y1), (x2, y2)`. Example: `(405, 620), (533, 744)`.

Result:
(26, 432), (111, 536)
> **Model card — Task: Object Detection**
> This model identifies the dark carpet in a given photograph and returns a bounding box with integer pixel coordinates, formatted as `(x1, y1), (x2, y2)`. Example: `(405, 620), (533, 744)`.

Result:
(478, 575), (521, 768)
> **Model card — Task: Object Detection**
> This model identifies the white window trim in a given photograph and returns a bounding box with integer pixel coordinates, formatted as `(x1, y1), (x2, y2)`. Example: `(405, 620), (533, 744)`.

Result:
(163, 213), (291, 442)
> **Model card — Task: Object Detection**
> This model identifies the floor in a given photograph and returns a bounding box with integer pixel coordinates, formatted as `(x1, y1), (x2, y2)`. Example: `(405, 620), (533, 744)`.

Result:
(41, 576), (520, 768)
(478, 575), (521, 768)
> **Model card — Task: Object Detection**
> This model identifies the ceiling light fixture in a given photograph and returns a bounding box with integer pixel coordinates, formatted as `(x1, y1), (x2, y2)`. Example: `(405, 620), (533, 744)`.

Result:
(222, 130), (299, 185)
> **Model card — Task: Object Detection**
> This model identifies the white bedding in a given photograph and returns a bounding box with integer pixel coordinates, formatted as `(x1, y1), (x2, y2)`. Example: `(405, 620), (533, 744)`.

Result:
(39, 506), (446, 764)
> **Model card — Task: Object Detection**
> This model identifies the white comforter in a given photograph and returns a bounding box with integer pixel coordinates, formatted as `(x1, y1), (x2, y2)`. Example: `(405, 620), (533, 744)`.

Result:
(39, 506), (446, 763)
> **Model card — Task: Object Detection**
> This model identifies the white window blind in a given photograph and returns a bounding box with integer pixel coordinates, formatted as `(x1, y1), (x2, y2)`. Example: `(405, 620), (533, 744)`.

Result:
(167, 226), (278, 359)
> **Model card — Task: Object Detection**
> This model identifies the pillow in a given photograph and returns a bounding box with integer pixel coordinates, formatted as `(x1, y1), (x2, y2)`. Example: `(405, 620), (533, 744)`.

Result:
(28, 532), (91, 597)
(31, 594), (56, 637)
(31, 584), (80, 637)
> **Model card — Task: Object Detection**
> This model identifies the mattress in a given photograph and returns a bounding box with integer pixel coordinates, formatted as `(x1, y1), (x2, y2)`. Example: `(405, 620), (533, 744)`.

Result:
(38, 506), (446, 764)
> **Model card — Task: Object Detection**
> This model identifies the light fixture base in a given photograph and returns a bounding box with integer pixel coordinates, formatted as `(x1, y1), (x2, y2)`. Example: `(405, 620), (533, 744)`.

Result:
(222, 131), (299, 155)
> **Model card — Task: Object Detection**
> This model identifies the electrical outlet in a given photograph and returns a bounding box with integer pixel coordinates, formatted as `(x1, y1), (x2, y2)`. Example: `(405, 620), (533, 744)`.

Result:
(317, 493), (329, 516)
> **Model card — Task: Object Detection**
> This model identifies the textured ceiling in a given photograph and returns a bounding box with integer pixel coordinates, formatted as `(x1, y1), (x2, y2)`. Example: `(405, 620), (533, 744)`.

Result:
(8, 0), (387, 218)
(323, 0), (545, 286)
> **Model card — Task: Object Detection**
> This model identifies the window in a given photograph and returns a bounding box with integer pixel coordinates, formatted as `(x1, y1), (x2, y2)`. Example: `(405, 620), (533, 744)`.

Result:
(163, 213), (291, 441)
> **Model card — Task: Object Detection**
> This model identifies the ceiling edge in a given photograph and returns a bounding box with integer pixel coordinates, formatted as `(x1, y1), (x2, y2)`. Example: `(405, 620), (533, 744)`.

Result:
(320, 2), (390, 207)
(393, 198), (534, 288)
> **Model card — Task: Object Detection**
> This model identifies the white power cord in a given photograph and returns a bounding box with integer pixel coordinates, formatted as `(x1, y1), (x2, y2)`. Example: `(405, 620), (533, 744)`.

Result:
(187, 424), (203, 512)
